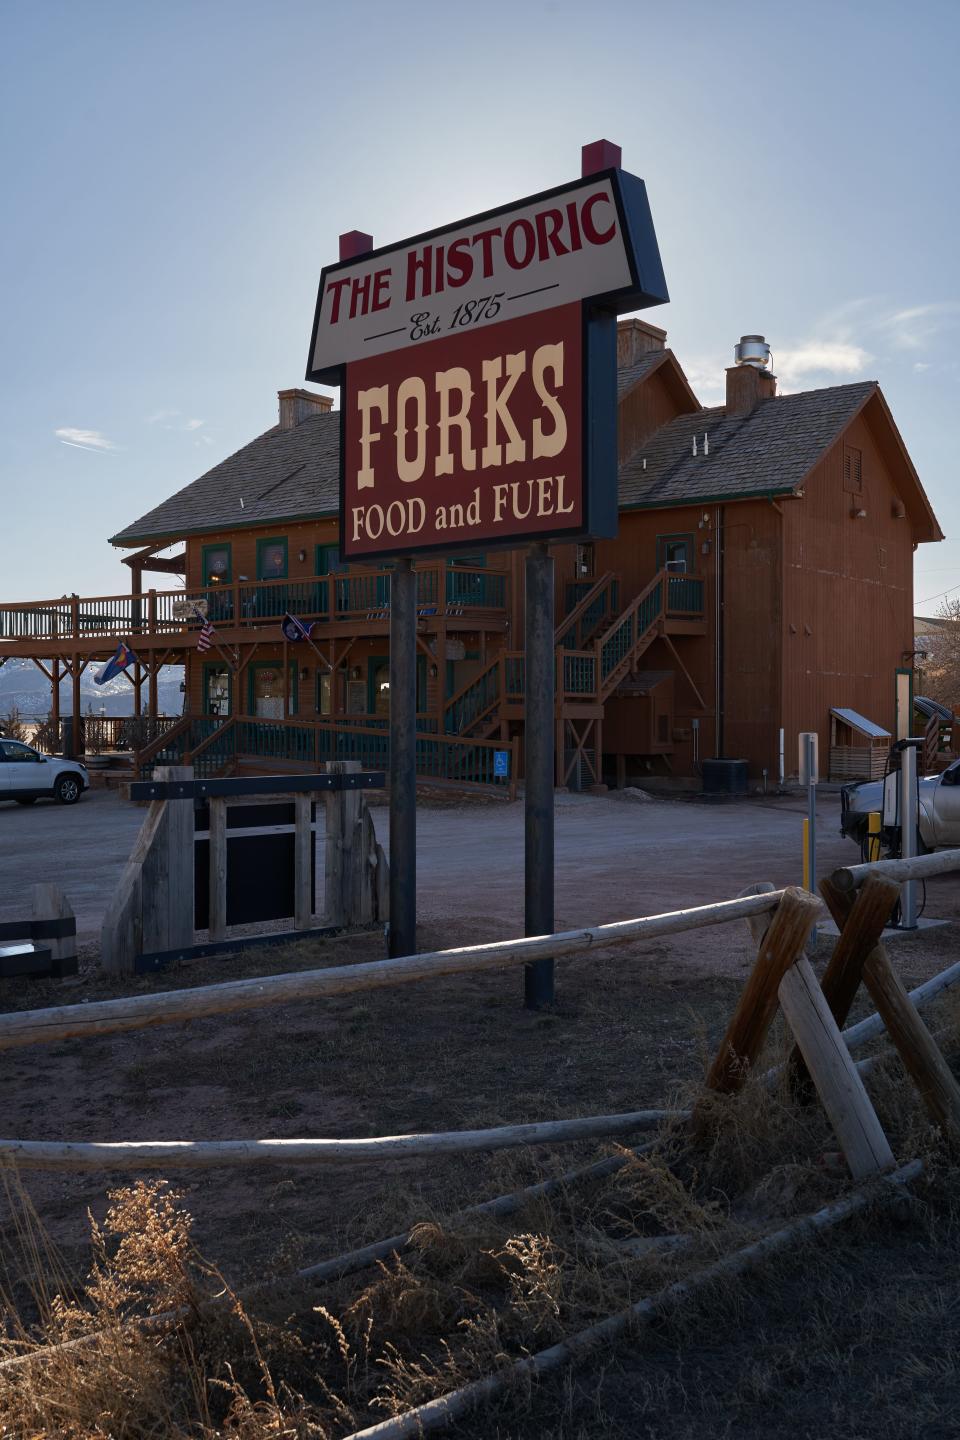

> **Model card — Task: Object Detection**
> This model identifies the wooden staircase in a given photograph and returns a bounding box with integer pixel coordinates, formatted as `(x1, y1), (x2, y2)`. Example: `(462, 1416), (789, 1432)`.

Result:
(438, 569), (704, 788)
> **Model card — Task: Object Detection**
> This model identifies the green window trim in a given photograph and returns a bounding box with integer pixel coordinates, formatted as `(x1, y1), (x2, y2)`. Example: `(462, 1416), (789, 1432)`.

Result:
(246, 660), (298, 715)
(656, 532), (695, 573)
(316, 670), (333, 716)
(201, 542), (232, 585)
(256, 536), (289, 581)
(315, 542), (345, 575)
(202, 661), (232, 717)
(369, 654), (428, 714)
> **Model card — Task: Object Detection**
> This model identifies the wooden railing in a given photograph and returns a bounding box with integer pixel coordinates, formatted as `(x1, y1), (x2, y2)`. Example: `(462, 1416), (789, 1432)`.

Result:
(596, 572), (665, 700)
(131, 715), (517, 794)
(0, 565), (507, 644)
(29, 714), (181, 756)
(134, 714), (193, 774)
(557, 572), (620, 650)
(443, 657), (502, 736)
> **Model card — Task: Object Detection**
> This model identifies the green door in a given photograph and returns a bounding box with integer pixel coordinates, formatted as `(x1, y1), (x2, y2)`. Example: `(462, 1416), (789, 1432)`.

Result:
(247, 661), (298, 718)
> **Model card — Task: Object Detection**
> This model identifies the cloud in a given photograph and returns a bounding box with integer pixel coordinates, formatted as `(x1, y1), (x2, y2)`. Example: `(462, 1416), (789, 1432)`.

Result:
(875, 301), (960, 351)
(681, 357), (727, 400)
(775, 341), (871, 388)
(147, 409), (206, 433)
(682, 340), (871, 399)
(914, 361), (932, 373)
(55, 427), (116, 451)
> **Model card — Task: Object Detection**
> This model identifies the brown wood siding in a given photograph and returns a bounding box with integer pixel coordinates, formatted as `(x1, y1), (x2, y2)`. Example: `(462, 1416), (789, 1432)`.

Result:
(781, 406), (914, 779)
(721, 499), (783, 775)
(618, 367), (687, 463)
(597, 506), (719, 771)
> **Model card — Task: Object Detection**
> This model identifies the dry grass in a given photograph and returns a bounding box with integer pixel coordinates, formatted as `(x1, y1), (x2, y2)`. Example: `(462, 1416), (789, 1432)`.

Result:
(2, 975), (959, 1436)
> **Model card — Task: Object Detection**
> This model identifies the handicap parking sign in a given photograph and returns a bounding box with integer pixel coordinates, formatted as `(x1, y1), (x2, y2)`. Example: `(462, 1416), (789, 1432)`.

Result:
(494, 749), (509, 778)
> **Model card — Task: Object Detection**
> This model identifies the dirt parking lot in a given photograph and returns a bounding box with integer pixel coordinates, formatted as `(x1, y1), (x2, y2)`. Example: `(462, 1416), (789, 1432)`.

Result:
(3, 783), (953, 944)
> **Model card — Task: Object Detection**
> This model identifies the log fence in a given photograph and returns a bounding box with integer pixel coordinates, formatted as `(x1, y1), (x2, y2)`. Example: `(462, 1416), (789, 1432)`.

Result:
(2, 847), (959, 1429)
(2, 846), (958, 1178)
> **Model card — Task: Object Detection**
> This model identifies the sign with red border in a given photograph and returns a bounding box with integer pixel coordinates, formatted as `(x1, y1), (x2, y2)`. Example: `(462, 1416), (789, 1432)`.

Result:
(307, 167), (667, 562)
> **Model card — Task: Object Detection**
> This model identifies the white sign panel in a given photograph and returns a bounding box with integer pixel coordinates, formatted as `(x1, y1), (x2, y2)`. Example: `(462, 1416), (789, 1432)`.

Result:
(308, 177), (634, 375)
(798, 731), (819, 786)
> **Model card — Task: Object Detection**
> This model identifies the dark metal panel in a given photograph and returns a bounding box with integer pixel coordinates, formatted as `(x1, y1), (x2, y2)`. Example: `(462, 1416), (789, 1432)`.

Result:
(130, 771), (385, 801)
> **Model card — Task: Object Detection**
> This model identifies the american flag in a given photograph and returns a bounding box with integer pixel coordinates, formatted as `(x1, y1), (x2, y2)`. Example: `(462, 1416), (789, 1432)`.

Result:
(196, 613), (215, 653)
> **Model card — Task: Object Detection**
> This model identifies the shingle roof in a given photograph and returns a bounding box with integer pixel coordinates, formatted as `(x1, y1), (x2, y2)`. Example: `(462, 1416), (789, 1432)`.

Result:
(109, 412), (341, 545)
(110, 375), (912, 546)
(618, 381), (878, 508)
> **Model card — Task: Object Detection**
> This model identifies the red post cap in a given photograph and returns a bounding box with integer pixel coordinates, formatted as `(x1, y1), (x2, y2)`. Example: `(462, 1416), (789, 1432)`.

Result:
(339, 230), (374, 261)
(581, 139), (622, 176)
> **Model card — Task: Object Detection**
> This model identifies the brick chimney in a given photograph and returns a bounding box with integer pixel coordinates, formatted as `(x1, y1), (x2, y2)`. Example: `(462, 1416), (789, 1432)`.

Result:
(617, 317), (667, 368)
(278, 387), (333, 429)
(725, 335), (776, 415)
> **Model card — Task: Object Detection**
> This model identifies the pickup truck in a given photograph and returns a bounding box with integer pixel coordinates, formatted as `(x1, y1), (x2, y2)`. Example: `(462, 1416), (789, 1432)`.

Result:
(840, 759), (960, 854)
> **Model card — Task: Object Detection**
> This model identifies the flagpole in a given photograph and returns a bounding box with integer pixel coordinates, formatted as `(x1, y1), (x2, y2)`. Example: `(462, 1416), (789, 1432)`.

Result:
(193, 605), (237, 673)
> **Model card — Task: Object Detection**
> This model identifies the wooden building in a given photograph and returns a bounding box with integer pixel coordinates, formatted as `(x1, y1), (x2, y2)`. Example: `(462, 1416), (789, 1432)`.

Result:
(0, 320), (942, 788)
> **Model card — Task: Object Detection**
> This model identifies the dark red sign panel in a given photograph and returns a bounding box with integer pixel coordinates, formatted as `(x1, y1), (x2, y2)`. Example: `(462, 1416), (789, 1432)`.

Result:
(343, 303), (582, 560)
(308, 165), (668, 561)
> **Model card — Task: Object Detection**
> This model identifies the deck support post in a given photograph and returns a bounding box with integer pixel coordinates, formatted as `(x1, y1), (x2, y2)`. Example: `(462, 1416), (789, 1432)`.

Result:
(389, 559), (417, 958)
(524, 541), (555, 1008)
(70, 654), (81, 758)
(51, 658), (60, 745)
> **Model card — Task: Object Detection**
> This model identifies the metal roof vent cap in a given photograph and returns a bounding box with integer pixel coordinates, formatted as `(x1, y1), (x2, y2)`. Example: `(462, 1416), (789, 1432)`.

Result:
(734, 335), (772, 369)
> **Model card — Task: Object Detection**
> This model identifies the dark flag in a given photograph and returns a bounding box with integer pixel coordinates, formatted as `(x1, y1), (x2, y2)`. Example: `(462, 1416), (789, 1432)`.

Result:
(95, 641), (140, 685)
(281, 612), (315, 642)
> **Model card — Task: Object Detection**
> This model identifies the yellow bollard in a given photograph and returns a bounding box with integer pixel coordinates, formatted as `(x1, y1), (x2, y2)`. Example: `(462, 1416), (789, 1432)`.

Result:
(868, 810), (882, 863)
(802, 817), (810, 891)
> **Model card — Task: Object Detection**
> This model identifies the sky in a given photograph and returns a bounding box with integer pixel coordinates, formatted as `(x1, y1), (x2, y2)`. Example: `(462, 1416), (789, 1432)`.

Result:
(1, 0), (958, 612)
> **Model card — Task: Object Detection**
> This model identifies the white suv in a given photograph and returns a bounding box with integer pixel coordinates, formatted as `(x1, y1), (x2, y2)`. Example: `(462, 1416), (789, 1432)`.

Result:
(0, 740), (88, 805)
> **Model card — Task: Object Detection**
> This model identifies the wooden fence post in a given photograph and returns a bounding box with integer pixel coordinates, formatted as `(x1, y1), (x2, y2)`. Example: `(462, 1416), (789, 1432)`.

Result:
(142, 765), (194, 954)
(816, 873), (899, 1026)
(819, 871), (960, 1133)
(787, 872), (901, 1097)
(295, 793), (313, 930)
(324, 760), (363, 926)
(323, 761), (347, 927)
(31, 884), (77, 978)
(861, 946), (960, 1134)
(705, 886), (822, 1093)
(208, 797), (228, 942)
(778, 954), (895, 1179)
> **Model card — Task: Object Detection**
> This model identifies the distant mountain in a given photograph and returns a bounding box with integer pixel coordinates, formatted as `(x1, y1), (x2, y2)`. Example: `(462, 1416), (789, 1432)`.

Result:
(0, 657), (185, 719)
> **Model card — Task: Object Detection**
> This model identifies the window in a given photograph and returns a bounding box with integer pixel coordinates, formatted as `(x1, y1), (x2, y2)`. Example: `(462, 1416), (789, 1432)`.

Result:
(844, 446), (863, 494)
(256, 537), (288, 580)
(1, 741), (41, 761)
(317, 671), (332, 716)
(202, 544), (232, 585)
(315, 543), (345, 575)
(656, 533), (694, 573)
(203, 663), (232, 717)
(368, 655), (427, 715)
(370, 659), (391, 717)
(248, 661), (297, 718)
